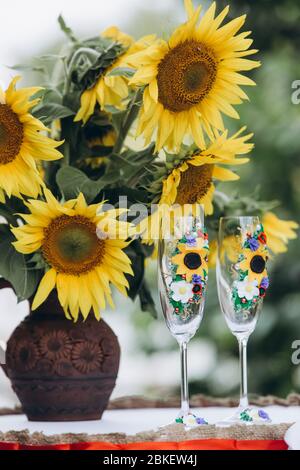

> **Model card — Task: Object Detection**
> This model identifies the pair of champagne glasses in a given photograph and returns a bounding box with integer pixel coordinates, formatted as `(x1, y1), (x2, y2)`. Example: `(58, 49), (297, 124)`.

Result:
(158, 207), (271, 427)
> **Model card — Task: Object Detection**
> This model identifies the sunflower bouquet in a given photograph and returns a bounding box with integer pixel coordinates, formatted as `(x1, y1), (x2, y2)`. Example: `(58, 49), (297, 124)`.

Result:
(0, 0), (298, 322)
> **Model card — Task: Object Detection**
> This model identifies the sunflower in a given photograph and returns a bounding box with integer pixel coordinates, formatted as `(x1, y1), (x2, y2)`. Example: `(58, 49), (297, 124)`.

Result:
(137, 127), (252, 243)
(74, 29), (155, 124)
(128, 0), (260, 152)
(172, 238), (208, 281)
(12, 189), (134, 321)
(0, 77), (63, 199)
(263, 212), (298, 254)
(239, 245), (268, 284)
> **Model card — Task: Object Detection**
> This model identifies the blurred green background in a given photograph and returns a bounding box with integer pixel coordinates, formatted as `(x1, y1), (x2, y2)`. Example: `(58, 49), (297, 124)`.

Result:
(129, 0), (300, 399)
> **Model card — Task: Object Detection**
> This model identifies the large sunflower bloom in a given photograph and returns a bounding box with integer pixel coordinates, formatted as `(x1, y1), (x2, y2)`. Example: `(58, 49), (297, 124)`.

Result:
(263, 212), (298, 254)
(128, 0), (260, 152)
(0, 77), (63, 199)
(12, 190), (134, 321)
(160, 127), (253, 215)
(74, 29), (155, 124)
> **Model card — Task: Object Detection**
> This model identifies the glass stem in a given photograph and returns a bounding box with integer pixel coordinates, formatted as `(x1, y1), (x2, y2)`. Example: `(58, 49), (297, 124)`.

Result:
(238, 337), (249, 409)
(180, 341), (190, 416)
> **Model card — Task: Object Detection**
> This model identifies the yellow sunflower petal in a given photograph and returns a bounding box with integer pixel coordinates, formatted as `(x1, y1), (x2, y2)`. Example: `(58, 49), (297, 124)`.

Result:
(0, 77), (63, 199)
(32, 269), (57, 310)
(74, 88), (97, 124)
(213, 166), (239, 181)
(13, 189), (135, 320)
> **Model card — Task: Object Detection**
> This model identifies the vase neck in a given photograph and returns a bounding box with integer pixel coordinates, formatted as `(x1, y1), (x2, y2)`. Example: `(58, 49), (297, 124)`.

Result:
(30, 290), (65, 317)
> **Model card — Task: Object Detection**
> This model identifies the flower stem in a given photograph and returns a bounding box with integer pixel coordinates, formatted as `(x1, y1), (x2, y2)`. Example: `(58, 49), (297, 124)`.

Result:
(113, 89), (142, 155)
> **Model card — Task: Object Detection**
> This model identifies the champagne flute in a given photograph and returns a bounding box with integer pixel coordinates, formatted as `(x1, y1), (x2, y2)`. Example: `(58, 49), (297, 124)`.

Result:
(216, 216), (271, 425)
(158, 206), (209, 427)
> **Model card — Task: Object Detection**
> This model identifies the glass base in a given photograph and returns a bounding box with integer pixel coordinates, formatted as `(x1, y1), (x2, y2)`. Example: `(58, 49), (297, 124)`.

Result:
(175, 412), (208, 429)
(159, 412), (208, 432)
(217, 406), (271, 427)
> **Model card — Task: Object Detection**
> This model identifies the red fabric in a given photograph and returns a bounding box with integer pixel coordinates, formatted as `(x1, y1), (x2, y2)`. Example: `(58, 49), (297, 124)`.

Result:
(0, 439), (288, 451)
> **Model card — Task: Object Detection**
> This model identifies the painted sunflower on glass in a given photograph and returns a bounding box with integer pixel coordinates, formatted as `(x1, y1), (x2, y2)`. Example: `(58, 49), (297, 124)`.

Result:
(172, 238), (208, 282)
(12, 190), (134, 321)
(128, 0), (260, 152)
(0, 77), (63, 200)
(239, 245), (268, 284)
(74, 29), (155, 124)
(208, 213), (298, 269)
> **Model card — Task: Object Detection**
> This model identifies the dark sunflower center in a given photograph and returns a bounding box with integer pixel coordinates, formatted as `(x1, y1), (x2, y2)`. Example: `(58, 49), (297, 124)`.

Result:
(0, 104), (23, 164)
(184, 252), (202, 270)
(250, 255), (266, 274)
(0, 123), (6, 141)
(157, 40), (217, 113)
(42, 215), (105, 275)
(175, 164), (214, 205)
(56, 225), (96, 262)
(184, 62), (208, 92)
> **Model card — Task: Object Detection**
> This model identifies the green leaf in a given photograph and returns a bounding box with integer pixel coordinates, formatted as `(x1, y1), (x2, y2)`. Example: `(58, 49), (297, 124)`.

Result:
(0, 205), (17, 225)
(58, 14), (78, 43)
(125, 240), (145, 301)
(0, 224), (11, 237)
(35, 54), (66, 62)
(68, 39), (124, 91)
(99, 188), (149, 205)
(111, 109), (127, 133)
(7, 63), (46, 74)
(103, 145), (155, 188)
(33, 102), (75, 126)
(70, 47), (102, 84)
(29, 252), (47, 270)
(41, 87), (63, 104)
(139, 281), (158, 319)
(0, 234), (40, 301)
(56, 166), (107, 202)
(62, 90), (82, 113)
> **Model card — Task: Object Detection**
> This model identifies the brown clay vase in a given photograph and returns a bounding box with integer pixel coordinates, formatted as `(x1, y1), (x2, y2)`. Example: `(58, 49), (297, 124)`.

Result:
(4, 291), (120, 421)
